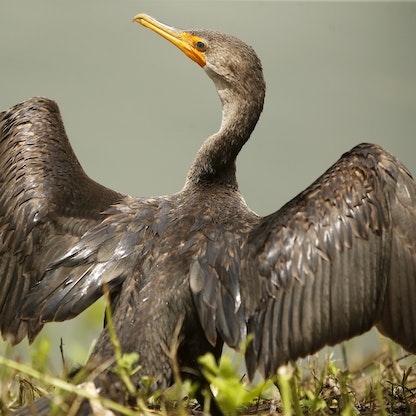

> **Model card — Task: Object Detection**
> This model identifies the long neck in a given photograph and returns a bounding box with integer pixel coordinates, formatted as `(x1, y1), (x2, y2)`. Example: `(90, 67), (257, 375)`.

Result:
(185, 81), (264, 189)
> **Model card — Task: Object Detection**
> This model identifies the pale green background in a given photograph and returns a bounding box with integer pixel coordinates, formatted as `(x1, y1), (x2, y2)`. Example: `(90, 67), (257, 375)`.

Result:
(1, 1), (415, 373)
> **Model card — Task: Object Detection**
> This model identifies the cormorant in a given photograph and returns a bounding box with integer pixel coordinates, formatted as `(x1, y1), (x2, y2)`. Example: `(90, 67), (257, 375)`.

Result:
(2, 13), (416, 414)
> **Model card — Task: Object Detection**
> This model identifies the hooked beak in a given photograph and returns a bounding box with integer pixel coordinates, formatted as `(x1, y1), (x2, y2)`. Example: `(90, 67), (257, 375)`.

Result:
(133, 13), (206, 67)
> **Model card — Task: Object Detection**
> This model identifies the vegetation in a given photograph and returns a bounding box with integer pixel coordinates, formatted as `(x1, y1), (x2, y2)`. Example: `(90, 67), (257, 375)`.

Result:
(1, 296), (415, 415)
(1, 332), (416, 415)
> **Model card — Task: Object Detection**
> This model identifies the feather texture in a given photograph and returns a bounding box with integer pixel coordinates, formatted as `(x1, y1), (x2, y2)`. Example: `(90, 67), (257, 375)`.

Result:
(2, 15), (416, 414)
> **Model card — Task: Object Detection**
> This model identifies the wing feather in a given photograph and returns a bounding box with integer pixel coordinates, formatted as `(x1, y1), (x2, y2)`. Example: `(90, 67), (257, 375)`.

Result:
(190, 230), (246, 349)
(20, 197), (159, 332)
(0, 97), (122, 344)
(242, 143), (416, 378)
(377, 159), (416, 351)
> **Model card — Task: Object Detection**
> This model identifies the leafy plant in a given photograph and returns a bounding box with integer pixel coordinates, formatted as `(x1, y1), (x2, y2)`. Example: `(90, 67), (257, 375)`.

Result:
(198, 349), (275, 415)
(2, 320), (416, 416)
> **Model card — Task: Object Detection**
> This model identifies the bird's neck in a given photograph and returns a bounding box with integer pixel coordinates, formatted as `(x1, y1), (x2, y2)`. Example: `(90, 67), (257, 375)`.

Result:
(185, 85), (264, 189)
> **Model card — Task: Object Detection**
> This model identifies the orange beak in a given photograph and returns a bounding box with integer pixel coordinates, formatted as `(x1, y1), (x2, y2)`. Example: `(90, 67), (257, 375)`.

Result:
(133, 13), (206, 67)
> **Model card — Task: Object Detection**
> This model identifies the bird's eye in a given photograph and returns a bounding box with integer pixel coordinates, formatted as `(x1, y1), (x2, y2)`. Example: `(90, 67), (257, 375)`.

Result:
(195, 41), (206, 52)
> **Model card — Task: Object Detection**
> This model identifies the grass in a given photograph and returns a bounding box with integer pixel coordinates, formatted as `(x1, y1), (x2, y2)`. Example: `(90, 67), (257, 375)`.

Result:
(1, 334), (416, 415)
(1, 297), (415, 415)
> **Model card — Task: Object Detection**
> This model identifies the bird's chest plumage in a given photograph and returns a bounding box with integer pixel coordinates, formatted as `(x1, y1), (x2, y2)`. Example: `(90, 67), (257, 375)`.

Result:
(136, 190), (256, 288)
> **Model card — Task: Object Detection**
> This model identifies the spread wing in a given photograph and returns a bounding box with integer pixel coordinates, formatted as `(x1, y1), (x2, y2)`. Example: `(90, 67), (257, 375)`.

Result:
(19, 196), (160, 328)
(0, 97), (123, 344)
(239, 143), (416, 378)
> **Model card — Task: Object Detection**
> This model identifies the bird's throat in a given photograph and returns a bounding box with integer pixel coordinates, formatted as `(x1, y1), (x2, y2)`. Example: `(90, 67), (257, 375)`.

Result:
(185, 96), (263, 188)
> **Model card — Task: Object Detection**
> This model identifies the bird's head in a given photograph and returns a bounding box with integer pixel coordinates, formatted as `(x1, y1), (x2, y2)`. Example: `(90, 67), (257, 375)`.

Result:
(133, 14), (265, 101)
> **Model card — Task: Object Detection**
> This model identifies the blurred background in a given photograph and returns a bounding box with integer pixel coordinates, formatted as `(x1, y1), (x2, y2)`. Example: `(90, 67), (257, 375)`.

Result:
(1, 1), (415, 375)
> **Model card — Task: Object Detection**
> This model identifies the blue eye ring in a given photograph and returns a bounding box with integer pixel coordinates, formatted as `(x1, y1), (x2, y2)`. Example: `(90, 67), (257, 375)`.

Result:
(196, 41), (206, 52)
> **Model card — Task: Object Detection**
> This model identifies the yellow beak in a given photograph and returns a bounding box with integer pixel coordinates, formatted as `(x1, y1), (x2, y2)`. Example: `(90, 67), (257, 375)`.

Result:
(133, 14), (206, 67)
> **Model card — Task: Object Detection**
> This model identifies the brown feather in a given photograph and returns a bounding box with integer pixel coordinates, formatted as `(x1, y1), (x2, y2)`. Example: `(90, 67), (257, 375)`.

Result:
(2, 15), (416, 414)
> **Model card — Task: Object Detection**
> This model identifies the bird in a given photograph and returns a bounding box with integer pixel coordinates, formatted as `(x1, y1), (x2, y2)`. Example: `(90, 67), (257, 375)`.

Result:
(1, 12), (416, 414)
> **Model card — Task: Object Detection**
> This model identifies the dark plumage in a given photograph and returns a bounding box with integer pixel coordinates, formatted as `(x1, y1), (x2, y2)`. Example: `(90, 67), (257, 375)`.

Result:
(2, 13), (416, 414)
